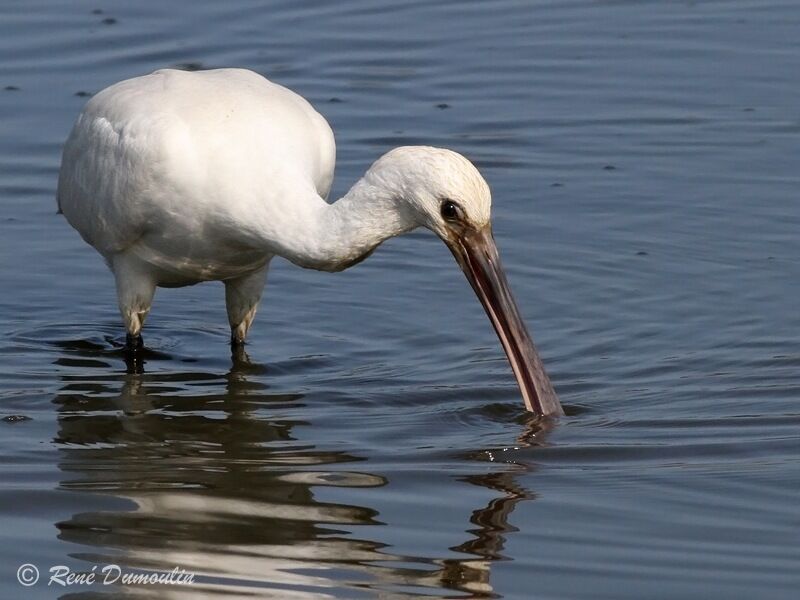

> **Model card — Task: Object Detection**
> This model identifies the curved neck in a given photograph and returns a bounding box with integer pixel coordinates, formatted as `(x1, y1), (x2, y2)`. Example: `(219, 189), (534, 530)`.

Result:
(284, 177), (417, 272)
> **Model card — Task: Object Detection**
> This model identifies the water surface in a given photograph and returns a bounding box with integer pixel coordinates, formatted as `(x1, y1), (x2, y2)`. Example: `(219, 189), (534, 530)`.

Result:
(1, 1), (798, 598)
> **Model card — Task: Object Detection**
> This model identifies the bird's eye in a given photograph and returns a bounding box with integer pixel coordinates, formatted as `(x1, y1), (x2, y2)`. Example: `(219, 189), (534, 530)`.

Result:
(440, 200), (460, 221)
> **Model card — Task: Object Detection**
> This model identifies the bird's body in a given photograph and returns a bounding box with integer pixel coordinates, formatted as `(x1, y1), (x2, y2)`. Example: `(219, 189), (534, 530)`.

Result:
(59, 69), (334, 281)
(59, 68), (563, 416)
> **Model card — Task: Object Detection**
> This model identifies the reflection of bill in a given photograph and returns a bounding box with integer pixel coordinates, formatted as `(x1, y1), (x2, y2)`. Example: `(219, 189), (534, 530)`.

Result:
(52, 348), (548, 598)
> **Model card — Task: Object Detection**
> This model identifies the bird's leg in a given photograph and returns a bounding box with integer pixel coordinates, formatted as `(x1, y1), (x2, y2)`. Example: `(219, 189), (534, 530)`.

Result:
(112, 254), (157, 353)
(123, 338), (145, 374)
(126, 332), (144, 351)
(230, 341), (252, 366)
(225, 262), (270, 346)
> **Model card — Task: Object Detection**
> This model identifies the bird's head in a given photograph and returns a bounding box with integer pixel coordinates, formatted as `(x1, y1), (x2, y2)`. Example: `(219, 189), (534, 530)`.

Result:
(364, 146), (563, 416)
(364, 146), (492, 236)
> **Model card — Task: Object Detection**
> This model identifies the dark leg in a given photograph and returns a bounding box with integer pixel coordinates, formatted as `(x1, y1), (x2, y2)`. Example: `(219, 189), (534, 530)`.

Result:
(230, 338), (251, 367)
(124, 333), (145, 374)
(126, 332), (144, 351)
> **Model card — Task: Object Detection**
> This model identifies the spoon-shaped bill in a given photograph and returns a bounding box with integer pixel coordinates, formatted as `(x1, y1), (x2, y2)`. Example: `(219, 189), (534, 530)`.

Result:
(448, 226), (563, 416)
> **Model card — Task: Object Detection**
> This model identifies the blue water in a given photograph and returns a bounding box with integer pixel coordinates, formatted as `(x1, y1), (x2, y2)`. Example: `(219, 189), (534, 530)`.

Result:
(1, 1), (798, 598)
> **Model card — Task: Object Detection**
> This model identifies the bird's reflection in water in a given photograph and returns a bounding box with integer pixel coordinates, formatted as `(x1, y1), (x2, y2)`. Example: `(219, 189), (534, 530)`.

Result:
(52, 345), (549, 599)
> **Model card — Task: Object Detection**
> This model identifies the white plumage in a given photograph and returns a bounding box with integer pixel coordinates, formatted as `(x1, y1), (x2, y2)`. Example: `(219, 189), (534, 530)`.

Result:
(58, 67), (562, 416)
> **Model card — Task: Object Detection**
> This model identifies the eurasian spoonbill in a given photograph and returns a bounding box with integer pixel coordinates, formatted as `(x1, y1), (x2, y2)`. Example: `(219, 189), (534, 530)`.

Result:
(57, 68), (562, 416)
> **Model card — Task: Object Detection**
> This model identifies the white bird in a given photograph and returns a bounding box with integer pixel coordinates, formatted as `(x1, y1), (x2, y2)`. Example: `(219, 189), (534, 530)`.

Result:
(57, 68), (562, 416)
